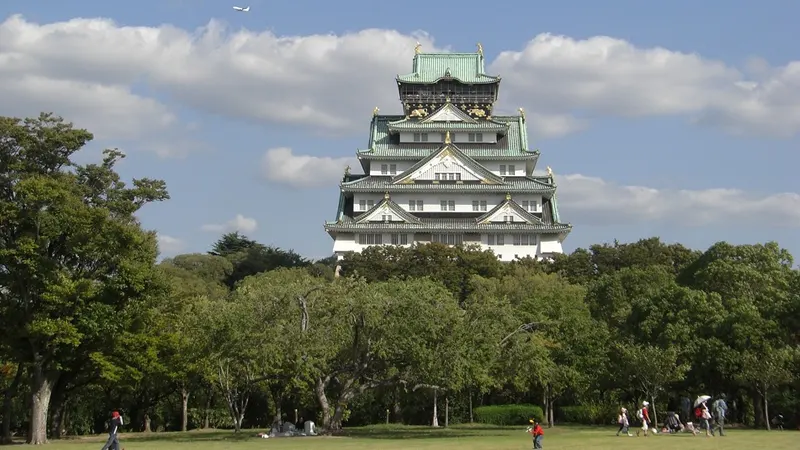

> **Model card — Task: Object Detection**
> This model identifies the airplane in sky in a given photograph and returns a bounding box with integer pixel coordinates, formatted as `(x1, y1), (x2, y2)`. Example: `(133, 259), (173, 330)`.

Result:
(232, 6), (250, 12)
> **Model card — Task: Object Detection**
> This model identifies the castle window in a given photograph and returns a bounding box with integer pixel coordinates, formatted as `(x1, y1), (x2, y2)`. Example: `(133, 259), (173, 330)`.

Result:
(432, 234), (463, 245)
(435, 173), (461, 181)
(408, 200), (423, 211)
(390, 234), (409, 245)
(358, 234), (383, 245)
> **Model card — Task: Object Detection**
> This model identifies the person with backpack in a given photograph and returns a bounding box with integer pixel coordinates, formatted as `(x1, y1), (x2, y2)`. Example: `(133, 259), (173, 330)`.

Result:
(616, 407), (632, 436)
(636, 401), (651, 437)
(694, 401), (713, 437)
(711, 395), (728, 436)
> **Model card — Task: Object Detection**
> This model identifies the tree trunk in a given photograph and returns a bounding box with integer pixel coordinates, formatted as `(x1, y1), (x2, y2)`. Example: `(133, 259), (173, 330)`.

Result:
(203, 395), (211, 430)
(27, 364), (58, 445)
(315, 377), (331, 430)
(752, 389), (764, 428)
(203, 393), (211, 429)
(763, 386), (770, 431)
(143, 413), (152, 433)
(444, 396), (449, 428)
(331, 403), (348, 430)
(650, 395), (659, 427)
(431, 389), (439, 427)
(546, 385), (555, 428)
(468, 390), (473, 424)
(49, 399), (66, 439)
(542, 386), (550, 428)
(1, 363), (23, 444)
(48, 377), (68, 440)
(181, 387), (190, 432)
(393, 386), (402, 424)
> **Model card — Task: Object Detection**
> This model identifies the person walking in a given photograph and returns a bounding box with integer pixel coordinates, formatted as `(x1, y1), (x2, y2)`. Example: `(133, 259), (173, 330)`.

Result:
(636, 401), (651, 437)
(712, 395), (728, 436)
(616, 407), (632, 436)
(696, 401), (713, 437)
(100, 411), (123, 450)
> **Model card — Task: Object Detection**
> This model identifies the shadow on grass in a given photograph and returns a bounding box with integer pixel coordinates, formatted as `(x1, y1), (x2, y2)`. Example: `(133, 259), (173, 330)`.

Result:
(55, 425), (523, 443)
(334, 424), (516, 440)
(57, 429), (255, 444)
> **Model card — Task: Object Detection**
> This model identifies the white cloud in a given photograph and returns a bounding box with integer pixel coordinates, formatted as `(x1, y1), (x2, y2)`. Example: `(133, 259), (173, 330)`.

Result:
(490, 33), (800, 137)
(157, 233), (184, 255)
(556, 174), (800, 227)
(261, 147), (356, 188)
(201, 214), (258, 233)
(3, 16), (797, 140)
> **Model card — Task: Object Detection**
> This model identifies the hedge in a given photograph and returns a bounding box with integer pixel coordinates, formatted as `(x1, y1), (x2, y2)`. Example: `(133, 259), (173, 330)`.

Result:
(559, 403), (621, 425)
(473, 404), (544, 426)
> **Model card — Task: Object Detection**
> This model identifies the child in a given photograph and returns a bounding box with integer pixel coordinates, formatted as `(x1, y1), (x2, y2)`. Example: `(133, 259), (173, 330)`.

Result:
(527, 419), (544, 449)
(616, 407), (632, 436)
(636, 401), (651, 437)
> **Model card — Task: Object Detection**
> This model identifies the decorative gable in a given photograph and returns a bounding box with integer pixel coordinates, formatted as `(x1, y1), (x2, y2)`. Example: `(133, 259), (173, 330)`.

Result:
(422, 102), (477, 123)
(355, 196), (421, 224)
(477, 195), (545, 225)
(393, 144), (504, 185)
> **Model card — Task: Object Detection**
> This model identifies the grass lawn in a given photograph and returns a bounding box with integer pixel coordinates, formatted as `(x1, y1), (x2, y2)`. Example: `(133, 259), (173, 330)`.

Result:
(35, 424), (797, 449)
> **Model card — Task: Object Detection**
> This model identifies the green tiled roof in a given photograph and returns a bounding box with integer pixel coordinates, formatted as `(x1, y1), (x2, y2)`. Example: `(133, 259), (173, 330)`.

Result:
(387, 118), (509, 133)
(360, 115), (537, 160)
(397, 53), (500, 84)
(476, 198), (544, 225)
(341, 176), (556, 194)
(392, 143), (504, 184)
(324, 217), (571, 234)
(353, 197), (422, 224)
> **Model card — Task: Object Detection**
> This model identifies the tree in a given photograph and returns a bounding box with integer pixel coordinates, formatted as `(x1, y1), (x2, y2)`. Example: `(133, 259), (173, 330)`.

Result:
(339, 243), (503, 303)
(468, 270), (606, 427)
(736, 347), (796, 430)
(209, 232), (262, 257)
(0, 113), (169, 444)
(682, 241), (797, 424)
(209, 232), (310, 287)
(614, 343), (689, 425)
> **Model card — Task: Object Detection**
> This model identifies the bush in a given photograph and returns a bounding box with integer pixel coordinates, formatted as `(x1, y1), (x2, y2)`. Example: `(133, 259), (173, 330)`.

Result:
(559, 403), (621, 425)
(474, 404), (544, 426)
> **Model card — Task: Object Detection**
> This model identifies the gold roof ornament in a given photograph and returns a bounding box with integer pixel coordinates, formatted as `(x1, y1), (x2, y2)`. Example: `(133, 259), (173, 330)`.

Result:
(477, 42), (483, 55)
(384, 192), (390, 200)
(373, 106), (380, 116)
(505, 192), (512, 201)
(344, 165), (351, 175)
(444, 130), (451, 144)
(518, 107), (526, 121)
(546, 166), (553, 177)
(414, 42), (422, 54)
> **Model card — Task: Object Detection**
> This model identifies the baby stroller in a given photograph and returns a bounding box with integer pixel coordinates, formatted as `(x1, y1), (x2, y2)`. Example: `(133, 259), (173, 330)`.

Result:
(664, 411), (684, 433)
(771, 414), (784, 431)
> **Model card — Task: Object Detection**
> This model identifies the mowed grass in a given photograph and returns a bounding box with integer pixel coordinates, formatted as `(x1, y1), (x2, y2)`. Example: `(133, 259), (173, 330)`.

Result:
(34, 424), (797, 450)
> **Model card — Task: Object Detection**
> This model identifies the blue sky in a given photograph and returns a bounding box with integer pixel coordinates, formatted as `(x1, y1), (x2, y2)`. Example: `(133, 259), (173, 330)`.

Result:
(1, 0), (799, 261)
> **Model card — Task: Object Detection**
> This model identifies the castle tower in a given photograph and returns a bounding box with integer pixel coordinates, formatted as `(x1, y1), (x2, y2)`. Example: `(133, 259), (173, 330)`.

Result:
(324, 44), (571, 261)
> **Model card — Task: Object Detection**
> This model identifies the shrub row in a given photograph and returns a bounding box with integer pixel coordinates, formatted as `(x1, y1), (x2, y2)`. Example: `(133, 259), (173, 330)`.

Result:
(473, 404), (544, 426)
(559, 403), (621, 425)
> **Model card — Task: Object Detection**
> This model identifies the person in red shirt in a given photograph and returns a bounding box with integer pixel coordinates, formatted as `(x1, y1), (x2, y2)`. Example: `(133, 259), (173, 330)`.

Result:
(527, 419), (544, 449)
(636, 401), (651, 437)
